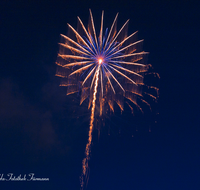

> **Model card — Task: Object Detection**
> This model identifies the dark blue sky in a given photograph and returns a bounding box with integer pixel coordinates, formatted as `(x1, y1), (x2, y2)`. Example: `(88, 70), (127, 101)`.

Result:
(0, 0), (200, 190)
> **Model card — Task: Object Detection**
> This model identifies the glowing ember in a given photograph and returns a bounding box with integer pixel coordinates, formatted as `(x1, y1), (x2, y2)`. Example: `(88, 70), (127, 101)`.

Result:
(98, 58), (103, 64)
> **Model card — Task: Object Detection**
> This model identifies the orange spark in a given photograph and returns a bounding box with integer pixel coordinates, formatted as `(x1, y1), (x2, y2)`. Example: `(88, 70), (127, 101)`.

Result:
(98, 58), (103, 64)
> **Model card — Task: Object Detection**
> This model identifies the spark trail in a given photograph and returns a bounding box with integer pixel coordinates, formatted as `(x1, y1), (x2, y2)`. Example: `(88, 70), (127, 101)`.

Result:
(81, 65), (100, 188)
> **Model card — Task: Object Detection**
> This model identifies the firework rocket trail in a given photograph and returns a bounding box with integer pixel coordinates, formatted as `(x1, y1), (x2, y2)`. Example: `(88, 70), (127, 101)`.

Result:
(81, 65), (100, 188)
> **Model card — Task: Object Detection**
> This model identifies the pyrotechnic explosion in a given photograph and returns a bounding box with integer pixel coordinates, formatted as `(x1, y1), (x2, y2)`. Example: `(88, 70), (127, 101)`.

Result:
(56, 9), (159, 189)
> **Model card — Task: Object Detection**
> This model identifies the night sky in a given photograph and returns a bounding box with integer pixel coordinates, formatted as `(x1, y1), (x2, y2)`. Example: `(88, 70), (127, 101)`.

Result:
(0, 0), (200, 190)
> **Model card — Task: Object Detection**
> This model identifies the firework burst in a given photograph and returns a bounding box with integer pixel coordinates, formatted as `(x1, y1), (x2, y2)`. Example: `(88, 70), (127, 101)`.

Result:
(56, 9), (159, 189)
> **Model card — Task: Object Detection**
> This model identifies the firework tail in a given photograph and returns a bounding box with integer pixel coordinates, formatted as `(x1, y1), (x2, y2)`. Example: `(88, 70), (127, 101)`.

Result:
(80, 65), (100, 189)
